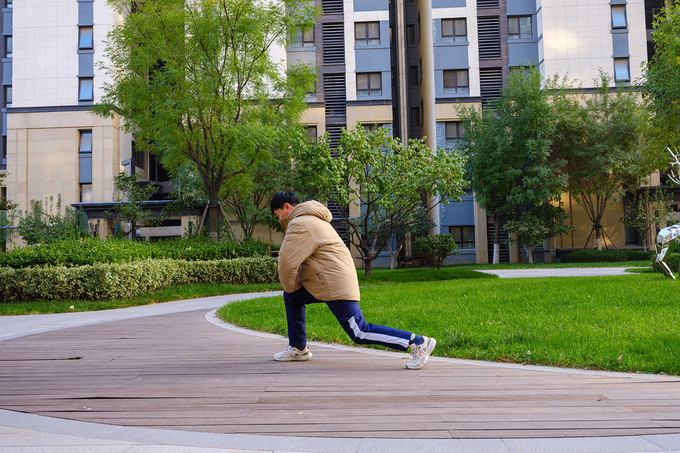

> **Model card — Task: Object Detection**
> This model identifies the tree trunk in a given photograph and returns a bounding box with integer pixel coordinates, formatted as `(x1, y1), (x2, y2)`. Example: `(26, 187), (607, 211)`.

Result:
(525, 246), (534, 264)
(364, 259), (373, 276)
(208, 204), (220, 242)
(493, 215), (501, 264)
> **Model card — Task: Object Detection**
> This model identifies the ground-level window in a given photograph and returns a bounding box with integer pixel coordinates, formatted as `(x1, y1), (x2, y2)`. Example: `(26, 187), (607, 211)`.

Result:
(449, 225), (475, 249)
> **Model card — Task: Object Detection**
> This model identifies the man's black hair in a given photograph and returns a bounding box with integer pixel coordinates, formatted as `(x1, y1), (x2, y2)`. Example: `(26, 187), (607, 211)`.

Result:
(270, 191), (299, 214)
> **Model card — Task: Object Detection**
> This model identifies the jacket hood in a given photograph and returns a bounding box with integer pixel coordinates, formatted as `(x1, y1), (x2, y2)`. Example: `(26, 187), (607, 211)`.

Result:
(279, 200), (333, 231)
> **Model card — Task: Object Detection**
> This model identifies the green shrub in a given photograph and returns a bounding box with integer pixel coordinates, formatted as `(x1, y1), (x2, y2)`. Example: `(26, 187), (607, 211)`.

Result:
(561, 249), (654, 263)
(414, 234), (459, 270)
(0, 237), (278, 268)
(652, 252), (679, 276)
(0, 256), (278, 302)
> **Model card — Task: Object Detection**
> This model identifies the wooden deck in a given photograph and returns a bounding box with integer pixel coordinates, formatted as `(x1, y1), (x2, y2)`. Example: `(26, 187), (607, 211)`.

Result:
(1, 309), (680, 439)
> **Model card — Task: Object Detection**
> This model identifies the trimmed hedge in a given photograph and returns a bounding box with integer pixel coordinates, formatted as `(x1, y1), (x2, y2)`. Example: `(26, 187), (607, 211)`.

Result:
(0, 237), (277, 269)
(561, 249), (654, 263)
(0, 256), (278, 302)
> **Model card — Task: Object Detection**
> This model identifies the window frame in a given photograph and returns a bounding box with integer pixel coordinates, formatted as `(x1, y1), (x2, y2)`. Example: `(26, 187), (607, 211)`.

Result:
(78, 130), (93, 186)
(78, 26), (94, 50)
(356, 72), (382, 96)
(3, 85), (10, 108)
(611, 5), (628, 29)
(508, 15), (532, 39)
(445, 121), (464, 147)
(614, 57), (630, 82)
(78, 78), (94, 102)
(449, 226), (475, 249)
(290, 27), (314, 48)
(355, 21), (380, 46)
(443, 69), (469, 95)
(441, 18), (467, 42)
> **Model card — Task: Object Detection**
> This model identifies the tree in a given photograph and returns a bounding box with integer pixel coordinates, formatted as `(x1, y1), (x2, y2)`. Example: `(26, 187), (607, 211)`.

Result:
(223, 126), (308, 239)
(96, 0), (318, 239)
(293, 125), (466, 276)
(620, 187), (676, 251)
(551, 73), (652, 250)
(106, 172), (160, 239)
(460, 67), (566, 263)
(414, 233), (459, 270)
(504, 202), (573, 263)
(641, 3), (680, 154)
(0, 172), (16, 251)
(17, 196), (89, 246)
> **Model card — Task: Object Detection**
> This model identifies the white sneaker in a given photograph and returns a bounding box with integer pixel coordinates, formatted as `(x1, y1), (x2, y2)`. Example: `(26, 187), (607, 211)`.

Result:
(406, 336), (436, 370)
(273, 345), (312, 362)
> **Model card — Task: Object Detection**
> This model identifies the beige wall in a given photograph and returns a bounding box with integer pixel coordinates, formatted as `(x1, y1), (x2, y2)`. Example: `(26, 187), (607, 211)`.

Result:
(6, 110), (132, 214)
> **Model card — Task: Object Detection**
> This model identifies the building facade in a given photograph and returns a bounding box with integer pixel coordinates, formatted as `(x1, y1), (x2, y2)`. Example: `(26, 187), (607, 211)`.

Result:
(289, 0), (669, 265)
(0, 0), (673, 261)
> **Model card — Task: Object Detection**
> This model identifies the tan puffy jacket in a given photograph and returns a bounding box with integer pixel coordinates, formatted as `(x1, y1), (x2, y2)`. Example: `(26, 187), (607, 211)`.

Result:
(278, 200), (361, 301)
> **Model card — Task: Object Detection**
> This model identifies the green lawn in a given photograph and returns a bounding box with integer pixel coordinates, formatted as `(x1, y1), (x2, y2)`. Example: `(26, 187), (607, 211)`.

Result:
(218, 267), (680, 375)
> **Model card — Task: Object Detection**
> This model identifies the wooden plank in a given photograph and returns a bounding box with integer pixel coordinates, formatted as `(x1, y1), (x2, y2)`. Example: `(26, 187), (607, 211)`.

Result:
(2, 309), (680, 439)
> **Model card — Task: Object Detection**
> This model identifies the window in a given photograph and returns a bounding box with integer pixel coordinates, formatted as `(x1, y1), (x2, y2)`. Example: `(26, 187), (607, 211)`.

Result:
(4, 36), (11, 58)
(508, 16), (532, 39)
(290, 27), (314, 48)
(443, 69), (469, 94)
(79, 78), (94, 101)
(80, 184), (93, 203)
(79, 128), (92, 200)
(306, 126), (317, 143)
(4, 0), (11, 8)
(449, 226), (475, 249)
(363, 123), (391, 132)
(409, 66), (418, 86)
(441, 18), (467, 42)
(611, 5), (627, 29)
(79, 26), (94, 49)
(3, 85), (10, 107)
(357, 72), (382, 96)
(355, 22), (380, 46)
(445, 121), (464, 147)
(410, 107), (420, 127)
(406, 25), (415, 45)
(614, 58), (630, 81)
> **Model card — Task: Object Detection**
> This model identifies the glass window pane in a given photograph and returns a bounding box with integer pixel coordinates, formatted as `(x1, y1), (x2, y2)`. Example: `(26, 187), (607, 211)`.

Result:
(369, 73), (381, 89)
(443, 70), (455, 87)
(79, 78), (93, 101)
(611, 5), (627, 28)
(79, 26), (93, 49)
(445, 122), (456, 138)
(368, 22), (380, 40)
(614, 58), (630, 81)
(441, 19), (453, 37)
(455, 19), (466, 37)
(303, 28), (314, 45)
(79, 131), (92, 152)
(357, 74), (368, 90)
(4, 85), (11, 107)
(520, 17), (532, 38)
(355, 23), (366, 40)
(80, 184), (93, 203)
(508, 17), (519, 36)
(457, 70), (468, 87)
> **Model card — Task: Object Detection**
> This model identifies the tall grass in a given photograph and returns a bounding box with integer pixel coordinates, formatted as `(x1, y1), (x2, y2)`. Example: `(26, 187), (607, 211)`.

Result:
(218, 272), (680, 375)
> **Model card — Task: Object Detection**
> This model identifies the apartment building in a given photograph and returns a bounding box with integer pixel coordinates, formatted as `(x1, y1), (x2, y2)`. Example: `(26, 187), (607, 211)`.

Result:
(0, 0), (670, 261)
(289, 0), (665, 264)
(0, 0), (191, 244)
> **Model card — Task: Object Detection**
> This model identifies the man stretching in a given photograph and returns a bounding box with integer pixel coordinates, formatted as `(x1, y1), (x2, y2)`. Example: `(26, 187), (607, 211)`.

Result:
(270, 191), (436, 370)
